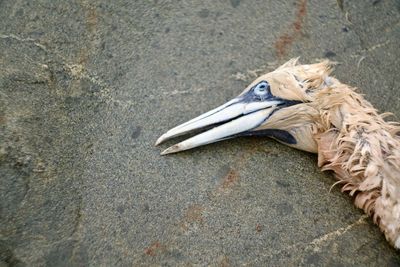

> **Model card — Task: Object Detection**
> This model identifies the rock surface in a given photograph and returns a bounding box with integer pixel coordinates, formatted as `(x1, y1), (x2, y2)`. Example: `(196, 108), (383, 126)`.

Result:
(1, 0), (399, 265)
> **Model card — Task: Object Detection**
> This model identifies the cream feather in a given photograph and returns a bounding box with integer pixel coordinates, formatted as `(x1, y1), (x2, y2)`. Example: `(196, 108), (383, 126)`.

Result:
(277, 60), (400, 248)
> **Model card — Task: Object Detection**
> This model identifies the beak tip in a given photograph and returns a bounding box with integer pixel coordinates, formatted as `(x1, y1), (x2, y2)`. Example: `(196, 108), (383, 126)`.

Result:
(160, 149), (170, 156)
(155, 135), (166, 146)
(161, 144), (182, 155)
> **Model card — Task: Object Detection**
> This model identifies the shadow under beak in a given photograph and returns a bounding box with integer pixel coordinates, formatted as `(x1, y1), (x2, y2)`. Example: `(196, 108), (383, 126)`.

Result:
(155, 86), (301, 155)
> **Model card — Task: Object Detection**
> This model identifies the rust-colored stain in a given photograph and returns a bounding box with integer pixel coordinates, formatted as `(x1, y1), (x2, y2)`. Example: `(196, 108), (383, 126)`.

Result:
(256, 223), (262, 233)
(218, 256), (230, 267)
(77, 2), (98, 65)
(185, 204), (204, 223)
(144, 241), (165, 256)
(214, 143), (261, 195)
(0, 116), (6, 124)
(180, 204), (204, 231)
(220, 169), (239, 190)
(86, 6), (97, 34)
(275, 0), (307, 58)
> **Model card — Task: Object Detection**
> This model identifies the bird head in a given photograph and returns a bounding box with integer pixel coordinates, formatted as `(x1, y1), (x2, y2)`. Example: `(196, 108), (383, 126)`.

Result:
(156, 59), (333, 155)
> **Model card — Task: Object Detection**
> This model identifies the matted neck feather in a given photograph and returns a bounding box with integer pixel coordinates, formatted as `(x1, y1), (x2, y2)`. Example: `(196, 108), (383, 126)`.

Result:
(287, 59), (400, 246)
(313, 77), (400, 248)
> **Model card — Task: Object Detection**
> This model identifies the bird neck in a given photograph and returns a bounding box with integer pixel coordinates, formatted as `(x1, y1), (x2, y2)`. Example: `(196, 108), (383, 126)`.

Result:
(314, 81), (400, 248)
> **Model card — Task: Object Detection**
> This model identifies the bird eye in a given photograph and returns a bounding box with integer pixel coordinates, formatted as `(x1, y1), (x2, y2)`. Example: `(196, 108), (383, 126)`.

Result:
(254, 81), (269, 96)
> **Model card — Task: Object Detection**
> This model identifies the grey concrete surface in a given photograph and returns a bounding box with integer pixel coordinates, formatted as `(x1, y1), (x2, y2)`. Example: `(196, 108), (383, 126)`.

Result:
(1, 0), (400, 266)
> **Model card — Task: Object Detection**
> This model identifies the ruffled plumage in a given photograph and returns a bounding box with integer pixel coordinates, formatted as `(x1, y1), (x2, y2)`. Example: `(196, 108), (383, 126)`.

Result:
(305, 64), (400, 248)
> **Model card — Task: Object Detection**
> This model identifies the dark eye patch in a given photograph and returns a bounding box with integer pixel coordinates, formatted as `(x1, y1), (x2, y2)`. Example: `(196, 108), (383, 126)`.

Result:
(242, 80), (272, 101)
(254, 81), (270, 91)
(240, 80), (302, 107)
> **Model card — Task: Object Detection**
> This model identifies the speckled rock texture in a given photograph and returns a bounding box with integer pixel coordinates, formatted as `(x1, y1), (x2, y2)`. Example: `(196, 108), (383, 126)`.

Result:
(1, 0), (399, 266)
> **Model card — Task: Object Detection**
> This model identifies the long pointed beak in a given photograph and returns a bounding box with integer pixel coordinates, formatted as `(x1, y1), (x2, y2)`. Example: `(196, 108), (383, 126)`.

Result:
(156, 95), (286, 155)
